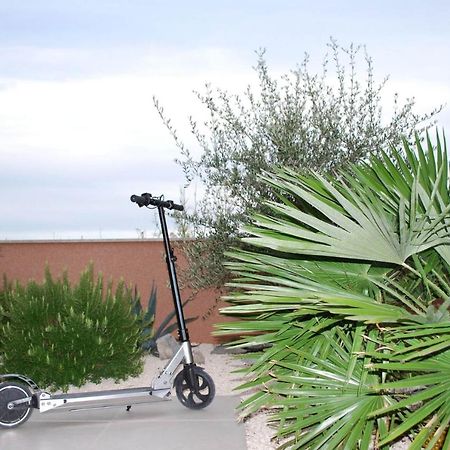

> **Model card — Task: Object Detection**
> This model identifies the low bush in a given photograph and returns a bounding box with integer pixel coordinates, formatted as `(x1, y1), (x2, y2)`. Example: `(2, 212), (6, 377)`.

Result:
(0, 265), (143, 391)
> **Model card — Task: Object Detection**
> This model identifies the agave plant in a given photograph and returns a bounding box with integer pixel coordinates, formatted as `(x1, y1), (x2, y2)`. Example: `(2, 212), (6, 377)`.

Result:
(217, 131), (450, 449)
(131, 283), (198, 355)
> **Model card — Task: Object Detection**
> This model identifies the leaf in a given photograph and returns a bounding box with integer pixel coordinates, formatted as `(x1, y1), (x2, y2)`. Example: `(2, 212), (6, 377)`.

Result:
(218, 131), (450, 449)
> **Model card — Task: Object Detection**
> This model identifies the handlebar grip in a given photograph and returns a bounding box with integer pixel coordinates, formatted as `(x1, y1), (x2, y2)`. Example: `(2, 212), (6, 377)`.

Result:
(130, 194), (150, 207)
(168, 201), (184, 212)
(130, 193), (184, 211)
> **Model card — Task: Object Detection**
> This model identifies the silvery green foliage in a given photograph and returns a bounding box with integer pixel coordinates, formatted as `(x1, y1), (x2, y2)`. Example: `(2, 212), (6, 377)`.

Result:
(155, 39), (442, 291)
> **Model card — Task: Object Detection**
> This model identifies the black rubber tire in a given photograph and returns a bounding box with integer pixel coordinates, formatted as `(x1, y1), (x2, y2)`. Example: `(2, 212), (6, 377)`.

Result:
(174, 366), (215, 409)
(0, 382), (33, 429)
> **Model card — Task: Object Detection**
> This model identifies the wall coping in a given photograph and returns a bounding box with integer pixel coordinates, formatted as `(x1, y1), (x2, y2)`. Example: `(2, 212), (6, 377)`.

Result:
(0, 238), (190, 244)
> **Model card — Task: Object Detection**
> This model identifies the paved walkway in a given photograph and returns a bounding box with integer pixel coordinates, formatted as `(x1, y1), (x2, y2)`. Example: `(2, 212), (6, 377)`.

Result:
(0, 396), (246, 450)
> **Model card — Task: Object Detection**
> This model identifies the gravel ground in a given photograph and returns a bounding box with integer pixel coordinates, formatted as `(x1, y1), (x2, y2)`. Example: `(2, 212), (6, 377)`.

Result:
(62, 344), (410, 449)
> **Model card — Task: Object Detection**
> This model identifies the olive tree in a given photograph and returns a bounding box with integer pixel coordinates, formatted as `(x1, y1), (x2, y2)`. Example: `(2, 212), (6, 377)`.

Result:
(154, 39), (442, 291)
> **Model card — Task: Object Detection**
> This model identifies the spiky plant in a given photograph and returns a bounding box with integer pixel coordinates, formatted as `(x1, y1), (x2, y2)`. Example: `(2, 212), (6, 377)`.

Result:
(217, 131), (450, 449)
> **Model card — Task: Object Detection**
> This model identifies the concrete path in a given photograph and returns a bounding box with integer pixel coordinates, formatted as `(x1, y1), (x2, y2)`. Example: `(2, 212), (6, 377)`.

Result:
(0, 396), (246, 450)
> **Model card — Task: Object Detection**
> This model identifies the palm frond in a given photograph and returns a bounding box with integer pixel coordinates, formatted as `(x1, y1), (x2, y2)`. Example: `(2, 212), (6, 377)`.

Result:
(218, 130), (450, 449)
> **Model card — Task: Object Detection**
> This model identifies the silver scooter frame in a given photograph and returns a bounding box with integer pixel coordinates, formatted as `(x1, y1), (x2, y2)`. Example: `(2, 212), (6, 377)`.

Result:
(1, 193), (214, 425)
(6, 341), (193, 414)
(39, 341), (193, 413)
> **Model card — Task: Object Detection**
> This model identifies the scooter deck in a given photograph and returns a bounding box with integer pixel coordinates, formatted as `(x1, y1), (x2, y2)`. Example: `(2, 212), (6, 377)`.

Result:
(39, 386), (171, 413)
(51, 386), (153, 400)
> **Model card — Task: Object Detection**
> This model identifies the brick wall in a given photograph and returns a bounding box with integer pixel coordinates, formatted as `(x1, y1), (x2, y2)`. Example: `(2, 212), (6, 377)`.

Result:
(0, 239), (231, 343)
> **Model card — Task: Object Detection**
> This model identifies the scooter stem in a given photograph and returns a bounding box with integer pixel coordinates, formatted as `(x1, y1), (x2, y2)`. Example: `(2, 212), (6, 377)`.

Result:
(157, 205), (190, 343)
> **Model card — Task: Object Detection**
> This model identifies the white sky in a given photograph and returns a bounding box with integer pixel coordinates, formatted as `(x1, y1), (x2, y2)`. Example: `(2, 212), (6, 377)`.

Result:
(1, 0), (449, 240)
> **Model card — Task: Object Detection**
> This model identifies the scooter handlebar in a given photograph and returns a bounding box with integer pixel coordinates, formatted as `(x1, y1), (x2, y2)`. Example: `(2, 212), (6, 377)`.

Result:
(130, 193), (184, 211)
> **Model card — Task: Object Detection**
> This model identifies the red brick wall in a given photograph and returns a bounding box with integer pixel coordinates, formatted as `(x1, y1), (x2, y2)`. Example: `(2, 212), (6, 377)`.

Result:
(0, 240), (231, 343)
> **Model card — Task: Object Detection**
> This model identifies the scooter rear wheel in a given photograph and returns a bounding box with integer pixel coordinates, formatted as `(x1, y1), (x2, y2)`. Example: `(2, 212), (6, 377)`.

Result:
(0, 382), (33, 429)
(174, 366), (215, 409)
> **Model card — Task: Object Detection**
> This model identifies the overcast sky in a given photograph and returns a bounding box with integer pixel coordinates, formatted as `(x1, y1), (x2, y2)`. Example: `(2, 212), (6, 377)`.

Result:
(1, 0), (449, 240)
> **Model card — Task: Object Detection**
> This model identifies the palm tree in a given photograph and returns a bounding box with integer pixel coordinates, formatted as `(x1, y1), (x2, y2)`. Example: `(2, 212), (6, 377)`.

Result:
(217, 132), (450, 449)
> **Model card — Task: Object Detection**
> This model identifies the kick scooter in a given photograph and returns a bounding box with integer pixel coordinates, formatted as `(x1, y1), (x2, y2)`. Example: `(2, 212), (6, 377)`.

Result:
(0, 193), (215, 429)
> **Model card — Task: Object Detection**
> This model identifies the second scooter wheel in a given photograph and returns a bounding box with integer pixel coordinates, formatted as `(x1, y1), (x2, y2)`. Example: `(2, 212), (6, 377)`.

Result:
(0, 382), (33, 429)
(174, 366), (215, 409)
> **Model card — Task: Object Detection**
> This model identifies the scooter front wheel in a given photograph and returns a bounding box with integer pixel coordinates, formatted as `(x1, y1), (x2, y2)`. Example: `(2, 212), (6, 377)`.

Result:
(0, 382), (33, 429)
(174, 366), (215, 409)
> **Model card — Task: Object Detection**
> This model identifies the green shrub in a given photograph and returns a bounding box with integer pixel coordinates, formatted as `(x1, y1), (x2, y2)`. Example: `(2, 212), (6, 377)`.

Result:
(0, 265), (144, 391)
(218, 132), (450, 449)
(0, 276), (14, 355)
